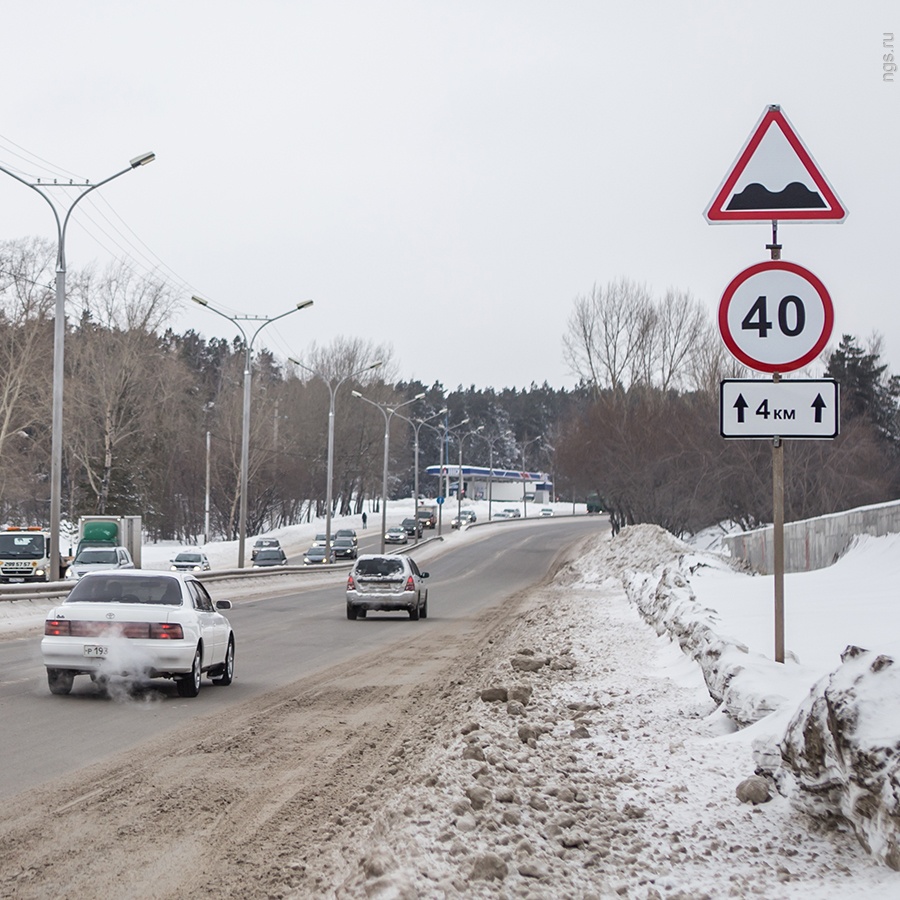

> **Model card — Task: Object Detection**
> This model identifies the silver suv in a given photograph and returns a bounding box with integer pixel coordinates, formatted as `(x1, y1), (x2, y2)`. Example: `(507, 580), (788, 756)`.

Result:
(346, 554), (429, 621)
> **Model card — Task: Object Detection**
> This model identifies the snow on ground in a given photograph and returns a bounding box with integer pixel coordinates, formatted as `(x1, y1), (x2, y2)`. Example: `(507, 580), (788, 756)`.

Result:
(5, 504), (900, 890)
(324, 530), (899, 898)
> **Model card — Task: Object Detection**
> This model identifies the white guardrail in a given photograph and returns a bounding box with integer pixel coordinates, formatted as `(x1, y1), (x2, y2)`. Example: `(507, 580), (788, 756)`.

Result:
(0, 563), (354, 604)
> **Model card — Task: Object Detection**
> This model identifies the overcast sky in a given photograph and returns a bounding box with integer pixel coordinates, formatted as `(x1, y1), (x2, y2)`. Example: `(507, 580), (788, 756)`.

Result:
(1, 1), (896, 390)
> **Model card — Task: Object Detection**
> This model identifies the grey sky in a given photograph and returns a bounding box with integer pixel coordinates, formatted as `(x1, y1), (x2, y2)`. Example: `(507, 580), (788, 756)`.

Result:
(1, 1), (896, 389)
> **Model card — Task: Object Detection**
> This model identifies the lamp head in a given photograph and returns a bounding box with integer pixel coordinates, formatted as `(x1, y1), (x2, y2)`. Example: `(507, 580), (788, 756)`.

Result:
(296, 300), (314, 310)
(130, 151), (156, 168)
(414, 392), (426, 400)
(351, 390), (362, 398)
(191, 295), (208, 307)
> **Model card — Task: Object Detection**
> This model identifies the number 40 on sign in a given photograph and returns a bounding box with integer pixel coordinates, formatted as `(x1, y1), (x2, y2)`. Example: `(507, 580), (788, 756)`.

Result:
(718, 260), (834, 373)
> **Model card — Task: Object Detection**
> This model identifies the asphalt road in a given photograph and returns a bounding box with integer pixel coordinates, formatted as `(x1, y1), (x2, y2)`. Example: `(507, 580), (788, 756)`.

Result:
(0, 516), (607, 801)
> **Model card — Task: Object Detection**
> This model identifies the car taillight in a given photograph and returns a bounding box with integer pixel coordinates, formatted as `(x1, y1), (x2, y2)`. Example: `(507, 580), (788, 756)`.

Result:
(347, 574), (356, 590)
(150, 623), (184, 639)
(45, 619), (71, 636)
(404, 576), (415, 591)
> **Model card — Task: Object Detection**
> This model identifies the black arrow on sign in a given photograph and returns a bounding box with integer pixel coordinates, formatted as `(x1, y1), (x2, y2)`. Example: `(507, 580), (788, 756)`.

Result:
(811, 394), (826, 423)
(733, 393), (748, 423)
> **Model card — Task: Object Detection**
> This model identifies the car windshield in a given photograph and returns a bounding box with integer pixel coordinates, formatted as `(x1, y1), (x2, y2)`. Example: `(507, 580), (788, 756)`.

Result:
(0, 534), (45, 558)
(355, 558), (404, 577)
(65, 574), (183, 605)
(175, 553), (201, 562)
(75, 549), (119, 564)
(256, 550), (283, 560)
(334, 538), (352, 545)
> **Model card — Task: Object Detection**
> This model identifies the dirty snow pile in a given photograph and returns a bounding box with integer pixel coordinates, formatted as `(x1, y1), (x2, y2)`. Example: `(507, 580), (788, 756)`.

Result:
(316, 528), (897, 898)
(617, 525), (900, 874)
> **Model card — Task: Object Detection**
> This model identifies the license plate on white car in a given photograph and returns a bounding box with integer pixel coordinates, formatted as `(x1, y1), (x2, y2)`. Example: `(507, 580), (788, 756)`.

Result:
(83, 645), (109, 658)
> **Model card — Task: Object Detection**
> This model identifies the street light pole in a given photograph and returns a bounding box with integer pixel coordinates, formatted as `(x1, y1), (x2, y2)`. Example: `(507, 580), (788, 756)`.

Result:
(193, 296), (313, 566)
(289, 358), (382, 558)
(352, 391), (425, 553)
(457, 425), (484, 526)
(0, 151), (156, 581)
(394, 407), (447, 544)
(472, 431), (509, 522)
(520, 434), (543, 518)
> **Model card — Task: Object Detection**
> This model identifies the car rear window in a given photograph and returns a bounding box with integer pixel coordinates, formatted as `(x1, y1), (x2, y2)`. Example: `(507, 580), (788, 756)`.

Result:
(66, 575), (183, 605)
(355, 558), (404, 577)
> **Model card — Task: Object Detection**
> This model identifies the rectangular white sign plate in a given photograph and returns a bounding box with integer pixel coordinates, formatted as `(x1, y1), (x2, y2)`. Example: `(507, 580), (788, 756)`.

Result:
(720, 379), (839, 439)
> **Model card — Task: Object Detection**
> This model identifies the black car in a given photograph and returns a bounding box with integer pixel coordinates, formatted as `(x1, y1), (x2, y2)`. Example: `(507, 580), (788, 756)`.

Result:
(332, 537), (358, 560)
(400, 517), (423, 537)
(335, 528), (358, 546)
(252, 548), (287, 567)
(303, 546), (335, 565)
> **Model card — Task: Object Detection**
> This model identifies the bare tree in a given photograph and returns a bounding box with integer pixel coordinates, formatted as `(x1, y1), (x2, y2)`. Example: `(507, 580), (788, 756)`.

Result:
(563, 279), (653, 393)
(0, 238), (56, 516)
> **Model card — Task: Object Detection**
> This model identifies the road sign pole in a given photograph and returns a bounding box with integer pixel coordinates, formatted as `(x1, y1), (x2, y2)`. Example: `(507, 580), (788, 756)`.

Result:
(773, 432), (785, 663)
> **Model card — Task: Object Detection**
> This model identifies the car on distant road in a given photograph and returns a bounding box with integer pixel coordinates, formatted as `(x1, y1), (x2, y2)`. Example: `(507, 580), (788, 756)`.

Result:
(303, 546), (335, 565)
(502, 508), (522, 518)
(452, 509), (477, 528)
(252, 548), (288, 567)
(41, 570), (235, 697)
(332, 536), (358, 560)
(251, 538), (281, 560)
(400, 517), (423, 537)
(311, 533), (328, 548)
(64, 546), (135, 580)
(539, 508), (554, 517)
(169, 551), (212, 572)
(346, 554), (430, 621)
(335, 528), (358, 546)
(384, 526), (408, 545)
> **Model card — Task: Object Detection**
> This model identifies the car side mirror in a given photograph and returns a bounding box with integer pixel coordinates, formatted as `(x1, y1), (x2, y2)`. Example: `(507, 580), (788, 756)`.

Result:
(421, 572), (429, 578)
(216, 599), (232, 610)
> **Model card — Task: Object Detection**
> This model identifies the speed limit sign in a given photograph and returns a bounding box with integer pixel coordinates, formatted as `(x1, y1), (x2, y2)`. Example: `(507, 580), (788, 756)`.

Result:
(718, 261), (834, 373)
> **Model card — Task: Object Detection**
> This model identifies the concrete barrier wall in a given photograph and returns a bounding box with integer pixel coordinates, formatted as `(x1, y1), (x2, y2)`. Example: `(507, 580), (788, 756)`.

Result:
(721, 498), (900, 574)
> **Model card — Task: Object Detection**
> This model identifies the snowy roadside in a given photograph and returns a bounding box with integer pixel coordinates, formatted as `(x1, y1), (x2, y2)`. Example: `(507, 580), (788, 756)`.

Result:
(305, 530), (897, 898)
(618, 525), (900, 876)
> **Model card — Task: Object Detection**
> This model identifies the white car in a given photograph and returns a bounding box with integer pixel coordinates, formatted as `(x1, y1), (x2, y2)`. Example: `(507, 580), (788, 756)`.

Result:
(42, 570), (235, 697)
(539, 507), (554, 517)
(169, 550), (211, 572)
(65, 545), (134, 580)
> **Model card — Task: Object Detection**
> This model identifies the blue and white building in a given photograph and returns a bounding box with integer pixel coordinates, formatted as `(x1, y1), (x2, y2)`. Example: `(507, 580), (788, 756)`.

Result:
(424, 465), (553, 505)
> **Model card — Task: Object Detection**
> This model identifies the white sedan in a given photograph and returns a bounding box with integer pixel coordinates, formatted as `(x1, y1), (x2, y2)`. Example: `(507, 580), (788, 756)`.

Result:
(41, 570), (235, 698)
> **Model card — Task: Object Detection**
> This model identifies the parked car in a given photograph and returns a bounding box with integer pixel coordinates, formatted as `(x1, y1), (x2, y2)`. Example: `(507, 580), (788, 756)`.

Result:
(41, 570), (235, 697)
(384, 526), (408, 545)
(332, 536), (358, 560)
(64, 546), (135, 581)
(169, 551), (211, 572)
(251, 538), (281, 560)
(400, 517), (423, 537)
(303, 546), (335, 565)
(539, 507), (554, 517)
(346, 554), (429, 620)
(252, 548), (288, 567)
(335, 528), (358, 546)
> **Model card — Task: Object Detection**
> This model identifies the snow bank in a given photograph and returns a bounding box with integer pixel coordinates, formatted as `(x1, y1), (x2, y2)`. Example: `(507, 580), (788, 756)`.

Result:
(609, 524), (900, 870)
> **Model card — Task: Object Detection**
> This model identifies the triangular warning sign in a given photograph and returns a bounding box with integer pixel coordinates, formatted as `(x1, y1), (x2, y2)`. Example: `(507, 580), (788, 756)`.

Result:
(705, 105), (847, 223)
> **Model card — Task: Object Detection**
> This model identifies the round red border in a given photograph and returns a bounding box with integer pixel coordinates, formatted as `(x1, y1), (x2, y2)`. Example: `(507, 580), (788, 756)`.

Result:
(718, 260), (834, 373)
